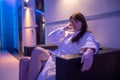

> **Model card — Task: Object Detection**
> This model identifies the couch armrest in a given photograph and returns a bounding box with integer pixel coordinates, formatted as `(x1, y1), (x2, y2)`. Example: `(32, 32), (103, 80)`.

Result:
(19, 57), (31, 80)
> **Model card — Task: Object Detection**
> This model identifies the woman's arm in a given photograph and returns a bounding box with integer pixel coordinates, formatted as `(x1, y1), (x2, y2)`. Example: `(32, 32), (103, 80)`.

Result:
(48, 27), (65, 46)
(79, 32), (99, 72)
(48, 23), (72, 46)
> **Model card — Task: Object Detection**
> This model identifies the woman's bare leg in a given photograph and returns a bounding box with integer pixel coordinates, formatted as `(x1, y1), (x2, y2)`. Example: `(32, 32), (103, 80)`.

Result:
(27, 47), (50, 80)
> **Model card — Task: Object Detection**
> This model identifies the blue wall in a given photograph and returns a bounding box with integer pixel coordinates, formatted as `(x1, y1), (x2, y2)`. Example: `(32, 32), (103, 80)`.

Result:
(0, 0), (19, 52)
(0, 0), (1, 50)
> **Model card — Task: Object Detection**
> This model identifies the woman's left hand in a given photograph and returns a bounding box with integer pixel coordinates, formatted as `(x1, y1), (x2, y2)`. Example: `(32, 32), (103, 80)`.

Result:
(81, 48), (94, 72)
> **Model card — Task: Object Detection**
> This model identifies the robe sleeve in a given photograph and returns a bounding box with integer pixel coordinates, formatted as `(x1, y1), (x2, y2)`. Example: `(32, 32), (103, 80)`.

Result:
(48, 27), (65, 46)
(80, 32), (99, 54)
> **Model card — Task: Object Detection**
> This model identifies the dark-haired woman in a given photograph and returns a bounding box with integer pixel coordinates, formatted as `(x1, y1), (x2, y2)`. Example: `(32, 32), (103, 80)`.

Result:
(27, 12), (99, 80)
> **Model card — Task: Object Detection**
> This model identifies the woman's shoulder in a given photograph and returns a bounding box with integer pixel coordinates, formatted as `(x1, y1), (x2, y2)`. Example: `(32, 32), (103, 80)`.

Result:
(84, 31), (95, 38)
(85, 31), (92, 35)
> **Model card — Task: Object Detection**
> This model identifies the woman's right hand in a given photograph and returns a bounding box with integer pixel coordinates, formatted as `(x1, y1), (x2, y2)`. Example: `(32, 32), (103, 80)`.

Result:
(63, 22), (72, 31)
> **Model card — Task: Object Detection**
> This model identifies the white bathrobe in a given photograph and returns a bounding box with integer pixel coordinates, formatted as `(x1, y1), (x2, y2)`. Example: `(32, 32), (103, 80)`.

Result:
(37, 27), (98, 80)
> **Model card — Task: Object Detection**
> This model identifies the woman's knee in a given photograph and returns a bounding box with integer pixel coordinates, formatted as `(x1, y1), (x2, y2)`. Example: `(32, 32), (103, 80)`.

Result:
(31, 47), (50, 61)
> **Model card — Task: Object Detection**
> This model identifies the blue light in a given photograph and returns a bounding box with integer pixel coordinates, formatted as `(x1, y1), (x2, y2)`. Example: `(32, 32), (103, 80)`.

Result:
(0, 1), (2, 50)
(36, 9), (44, 14)
(0, 0), (19, 53)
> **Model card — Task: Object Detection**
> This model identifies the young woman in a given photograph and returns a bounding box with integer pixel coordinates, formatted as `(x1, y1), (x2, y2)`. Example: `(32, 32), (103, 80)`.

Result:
(26, 12), (99, 80)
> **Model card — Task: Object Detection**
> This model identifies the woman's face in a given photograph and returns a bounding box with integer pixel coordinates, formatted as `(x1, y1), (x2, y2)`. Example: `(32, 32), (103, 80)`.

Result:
(70, 19), (82, 31)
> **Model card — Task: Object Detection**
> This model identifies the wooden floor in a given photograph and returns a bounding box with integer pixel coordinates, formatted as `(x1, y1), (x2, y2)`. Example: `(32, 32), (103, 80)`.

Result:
(0, 51), (20, 80)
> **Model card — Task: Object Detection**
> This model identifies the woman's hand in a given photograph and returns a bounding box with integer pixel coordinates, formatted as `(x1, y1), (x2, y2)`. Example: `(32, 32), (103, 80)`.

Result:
(81, 48), (94, 72)
(63, 22), (72, 31)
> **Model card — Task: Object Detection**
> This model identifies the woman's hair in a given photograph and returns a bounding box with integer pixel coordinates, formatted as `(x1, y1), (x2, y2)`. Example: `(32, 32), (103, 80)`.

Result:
(69, 12), (88, 43)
